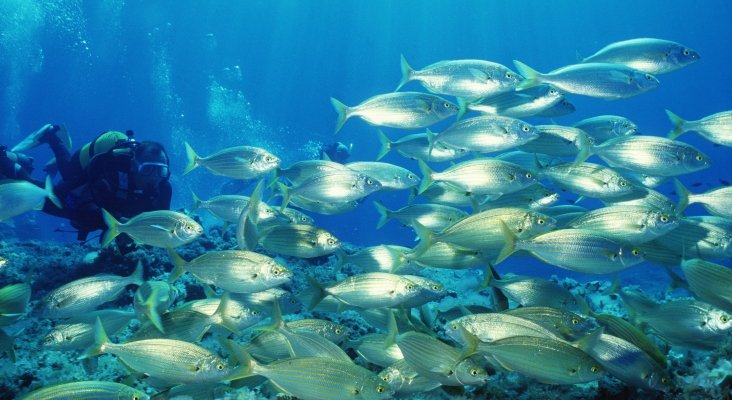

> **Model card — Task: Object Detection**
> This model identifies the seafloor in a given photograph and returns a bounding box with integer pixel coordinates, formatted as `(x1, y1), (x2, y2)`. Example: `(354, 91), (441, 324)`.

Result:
(1, 221), (731, 400)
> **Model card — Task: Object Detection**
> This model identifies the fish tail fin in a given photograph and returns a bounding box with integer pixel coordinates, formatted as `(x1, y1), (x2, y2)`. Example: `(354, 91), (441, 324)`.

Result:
(396, 54), (413, 91)
(573, 326), (604, 353)
(383, 310), (400, 348)
(513, 60), (542, 91)
(190, 190), (202, 213)
(305, 275), (326, 310)
(334, 249), (347, 272)
(665, 109), (686, 139)
(331, 97), (350, 134)
(275, 182), (290, 212)
(214, 292), (240, 336)
(376, 129), (392, 161)
(425, 128), (437, 159)
(166, 248), (187, 283)
(143, 285), (165, 334)
(573, 131), (592, 165)
(408, 221), (433, 258)
(44, 175), (62, 209)
(495, 221), (518, 265)
(373, 200), (391, 229)
(456, 98), (469, 121)
(129, 260), (145, 286)
(480, 263), (498, 289)
(416, 159), (434, 194)
(182, 142), (199, 175)
(101, 209), (121, 248)
(80, 317), (109, 360)
(256, 299), (285, 333)
(222, 339), (257, 381)
(674, 178), (691, 212)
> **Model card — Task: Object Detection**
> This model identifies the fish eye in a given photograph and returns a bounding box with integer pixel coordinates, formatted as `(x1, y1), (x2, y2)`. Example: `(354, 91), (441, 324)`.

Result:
(272, 269), (280, 275)
(695, 155), (704, 161)
(381, 375), (390, 382)
(251, 273), (259, 279)
(525, 172), (533, 178)
(351, 389), (360, 395)
(133, 396), (139, 400)
(683, 49), (690, 55)
(376, 385), (385, 393)
(406, 284), (414, 290)
(619, 180), (627, 186)
(194, 366), (201, 372)
(447, 369), (454, 376)
(470, 368), (479, 375)
(571, 318), (579, 325)
(522, 125), (530, 132)
(591, 366), (600, 373)
(217, 363), (225, 370)
(335, 328), (342, 334)
(252, 310), (260, 315)
(327, 238), (336, 245)
(660, 215), (669, 222)
(367, 178), (374, 184)
(432, 284), (441, 290)
(721, 315), (730, 323)
(505, 72), (513, 79)
(632, 249), (641, 256)
(661, 376), (669, 384)
(645, 74), (653, 80)
(549, 89), (558, 95)
(537, 219), (545, 225)
(568, 368), (578, 375)
(450, 324), (459, 330)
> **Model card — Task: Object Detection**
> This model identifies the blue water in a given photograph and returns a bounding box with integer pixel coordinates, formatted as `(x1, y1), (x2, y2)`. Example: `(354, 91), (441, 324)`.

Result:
(2, 0), (731, 281)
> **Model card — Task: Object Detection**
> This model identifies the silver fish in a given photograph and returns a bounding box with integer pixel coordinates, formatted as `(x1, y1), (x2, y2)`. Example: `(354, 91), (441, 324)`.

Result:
(183, 142), (280, 179)
(43, 310), (135, 351)
(0, 283), (31, 326)
(591, 135), (711, 177)
(667, 109), (732, 146)
(397, 55), (522, 100)
(573, 115), (639, 143)
(373, 201), (467, 231)
(540, 162), (640, 200)
(101, 209), (203, 248)
(19, 381), (149, 400)
(581, 38), (700, 74)
(346, 161), (420, 191)
(396, 331), (488, 386)
(378, 359), (442, 394)
(133, 280), (177, 333)
(566, 205), (678, 243)
(418, 158), (537, 196)
(376, 130), (466, 163)
(676, 179), (732, 219)
(498, 226), (645, 274)
(431, 115), (539, 154)
(681, 258), (732, 314)
(463, 85), (564, 119)
(256, 224), (340, 258)
(308, 272), (423, 309)
(278, 170), (382, 206)
(191, 193), (279, 224)
(277, 160), (350, 185)
(653, 216), (732, 259)
(168, 249), (291, 293)
(0, 176), (61, 222)
(517, 124), (590, 158)
(339, 244), (409, 273)
(485, 269), (579, 311)
(331, 91), (458, 133)
(514, 60), (659, 100)
(620, 289), (732, 350)
(536, 97), (576, 117)
(479, 183), (559, 210)
(43, 263), (143, 318)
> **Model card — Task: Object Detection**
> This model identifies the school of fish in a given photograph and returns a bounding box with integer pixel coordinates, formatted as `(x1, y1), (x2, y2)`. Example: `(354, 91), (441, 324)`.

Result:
(3, 37), (732, 399)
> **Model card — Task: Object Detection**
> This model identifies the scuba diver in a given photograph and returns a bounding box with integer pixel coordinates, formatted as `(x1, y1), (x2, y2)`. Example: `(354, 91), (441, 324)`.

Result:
(319, 141), (353, 163)
(0, 124), (172, 246)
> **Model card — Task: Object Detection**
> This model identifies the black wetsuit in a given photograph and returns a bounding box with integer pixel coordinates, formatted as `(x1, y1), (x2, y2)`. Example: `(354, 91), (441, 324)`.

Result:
(43, 150), (172, 241)
(35, 131), (172, 241)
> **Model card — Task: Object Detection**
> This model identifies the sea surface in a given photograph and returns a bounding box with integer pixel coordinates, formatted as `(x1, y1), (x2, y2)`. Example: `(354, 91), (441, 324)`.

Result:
(1, 1), (732, 399)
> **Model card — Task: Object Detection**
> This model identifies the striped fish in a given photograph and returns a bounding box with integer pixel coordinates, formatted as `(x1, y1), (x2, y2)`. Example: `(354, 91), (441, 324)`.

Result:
(498, 226), (645, 274)
(0, 282), (31, 326)
(19, 381), (148, 400)
(396, 331), (488, 386)
(573, 115), (638, 143)
(232, 346), (393, 400)
(480, 334), (604, 384)
(430, 115), (539, 154)
(681, 258), (732, 314)
(83, 319), (232, 384)
(256, 224), (341, 258)
(566, 205), (678, 243)
(379, 359), (442, 394)
(101, 209), (203, 248)
(667, 109), (732, 146)
(331, 91), (458, 133)
(167, 249), (291, 293)
(183, 142), (280, 179)
(377, 130), (465, 163)
(418, 158), (537, 196)
(505, 307), (597, 341)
